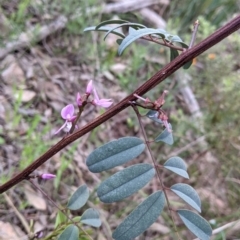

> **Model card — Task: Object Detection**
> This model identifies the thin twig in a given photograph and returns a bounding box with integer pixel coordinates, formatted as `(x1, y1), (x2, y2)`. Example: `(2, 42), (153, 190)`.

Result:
(189, 20), (200, 48)
(3, 192), (31, 234)
(142, 36), (185, 51)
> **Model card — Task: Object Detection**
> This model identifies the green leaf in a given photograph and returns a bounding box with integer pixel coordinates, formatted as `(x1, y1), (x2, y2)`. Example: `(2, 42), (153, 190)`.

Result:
(177, 209), (212, 240)
(171, 183), (201, 212)
(55, 210), (68, 228)
(80, 208), (101, 227)
(95, 19), (130, 29)
(171, 35), (189, 48)
(103, 23), (146, 41)
(84, 26), (125, 38)
(58, 225), (79, 240)
(118, 28), (167, 55)
(112, 191), (165, 240)
(86, 137), (145, 173)
(146, 110), (163, 124)
(183, 59), (193, 69)
(164, 156), (189, 179)
(116, 39), (123, 45)
(170, 48), (179, 62)
(97, 163), (155, 203)
(67, 184), (89, 210)
(155, 125), (173, 145)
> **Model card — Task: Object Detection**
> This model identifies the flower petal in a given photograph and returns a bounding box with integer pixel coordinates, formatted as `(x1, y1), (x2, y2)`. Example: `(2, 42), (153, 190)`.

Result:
(97, 99), (113, 108)
(61, 104), (75, 119)
(76, 92), (82, 106)
(41, 173), (56, 180)
(86, 80), (93, 94)
(54, 121), (67, 134)
(93, 88), (100, 102)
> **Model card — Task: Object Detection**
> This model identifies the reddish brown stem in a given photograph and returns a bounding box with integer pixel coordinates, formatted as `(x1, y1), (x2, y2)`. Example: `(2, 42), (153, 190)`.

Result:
(0, 15), (239, 194)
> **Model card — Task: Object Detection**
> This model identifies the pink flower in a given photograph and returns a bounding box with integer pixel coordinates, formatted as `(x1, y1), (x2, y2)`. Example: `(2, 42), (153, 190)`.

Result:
(92, 88), (113, 108)
(86, 80), (93, 94)
(40, 173), (56, 180)
(54, 104), (77, 134)
(76, 92), (82, 106)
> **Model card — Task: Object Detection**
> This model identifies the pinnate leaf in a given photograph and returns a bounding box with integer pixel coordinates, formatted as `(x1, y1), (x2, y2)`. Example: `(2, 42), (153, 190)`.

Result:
(97, 163), (155, 203)
(171, 183), (201, 212)
(67, 184), (89, 210)
(177, 209), (212, 240)
(58, 225), (79, 240)
(118, 28), (167, 55)
(155, 126), (173, 145)
(164, 156), (189, 178)
(112, 191), (165, 240)
(80, 208), (101, 227)
(86, 137), (145, 173)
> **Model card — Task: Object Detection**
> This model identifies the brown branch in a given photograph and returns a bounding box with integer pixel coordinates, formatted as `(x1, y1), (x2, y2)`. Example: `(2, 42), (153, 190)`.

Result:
(0, 15), (239, 194)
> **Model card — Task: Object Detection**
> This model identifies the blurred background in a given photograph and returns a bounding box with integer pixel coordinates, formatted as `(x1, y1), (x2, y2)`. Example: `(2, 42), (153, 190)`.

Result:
(0, 0), (240, 239)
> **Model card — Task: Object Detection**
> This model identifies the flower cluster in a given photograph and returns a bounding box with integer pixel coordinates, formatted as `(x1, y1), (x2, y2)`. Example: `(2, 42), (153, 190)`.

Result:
(55, 80), (113, 134)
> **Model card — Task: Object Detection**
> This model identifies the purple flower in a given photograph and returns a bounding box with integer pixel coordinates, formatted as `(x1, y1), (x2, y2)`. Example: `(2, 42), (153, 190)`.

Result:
(41, 173), (56, 180)
(54, 104), (76, 134)
(76, 92), (82, 106)
(86, 80), (93, 94)
(92, 88), (113, 108)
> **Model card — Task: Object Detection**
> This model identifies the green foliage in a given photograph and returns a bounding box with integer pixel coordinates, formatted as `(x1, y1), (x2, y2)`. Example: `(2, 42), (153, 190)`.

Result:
(164, 157), (189, 179)
(112, 191), (165, 240)
(97, 163), (155, 203)
(177, 209), (212, 240)
(58, 224), (79, 240)
(80, 208), (101, 227)
(155, 125), (174, 145)
(67, 184), (89, 211)
(86, 137), (145, 172)
(171, 183), (201, 212)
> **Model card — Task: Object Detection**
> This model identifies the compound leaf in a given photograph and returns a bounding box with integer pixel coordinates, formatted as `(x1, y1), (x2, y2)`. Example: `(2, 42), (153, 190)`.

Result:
(86, 137), (145, 173)
(171, 183), (201, 212)
(112, 191), (165, 240)
(97, 163), (155, 203)
(80, 208), (101, 227)
(164, 156), (189, 179)
(84, 26), (125, 38)
(58, 225), (79, 240)
(177, 209), (212, 240)
(67, 184), (89, 210)
(118, 28), (167, 55)
(155, 126), (173, 145)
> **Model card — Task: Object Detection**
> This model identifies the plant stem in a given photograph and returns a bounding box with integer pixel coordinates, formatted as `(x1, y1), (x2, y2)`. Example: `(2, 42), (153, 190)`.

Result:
(142, 36), (185, 51)
(189, 20), (200, 48)
(130, 103), (181, 240)
(28, 179), (93, 240)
